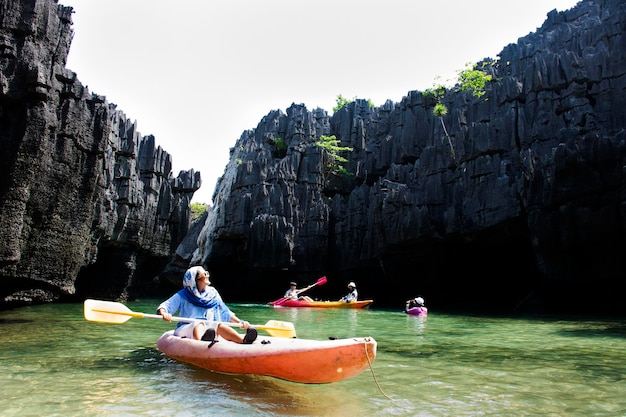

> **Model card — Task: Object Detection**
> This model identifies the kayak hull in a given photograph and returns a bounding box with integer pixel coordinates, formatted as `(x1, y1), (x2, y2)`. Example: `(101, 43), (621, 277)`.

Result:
(406, 306), (428, 316)
(155, 330), (377, 384)
(269, 299), (373, 309)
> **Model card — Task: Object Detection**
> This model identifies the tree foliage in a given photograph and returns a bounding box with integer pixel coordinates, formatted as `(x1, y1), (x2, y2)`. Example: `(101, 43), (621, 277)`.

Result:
(190, 202), (207, 220)
(316, 134), (354, 177)
(424, 62), (493, 161)
(271, 137), (287, 157)
(458, 63), (493, 98)
(333, 94), (352, 113)
(333, 94), (375, 113)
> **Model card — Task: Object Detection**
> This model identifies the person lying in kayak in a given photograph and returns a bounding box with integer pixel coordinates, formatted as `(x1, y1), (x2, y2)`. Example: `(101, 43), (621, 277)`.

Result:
(284, 281), (314, 302)
(156, 266), (257, 344)
(339, 282), (358, 303)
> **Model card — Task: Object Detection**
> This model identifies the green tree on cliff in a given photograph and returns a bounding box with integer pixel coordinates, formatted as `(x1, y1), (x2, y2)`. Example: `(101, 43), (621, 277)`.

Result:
(333, 94), (375, 113)
(424, 61), (493, 161)
(316, 134), (354, 178)
(190, 202), (207, 220)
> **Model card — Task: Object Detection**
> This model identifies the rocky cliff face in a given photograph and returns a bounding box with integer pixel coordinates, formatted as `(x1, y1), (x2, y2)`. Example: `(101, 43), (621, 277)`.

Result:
(2, 0), (624, 314)
(190, 0), (625, 313)
(0, 0), (200, 308)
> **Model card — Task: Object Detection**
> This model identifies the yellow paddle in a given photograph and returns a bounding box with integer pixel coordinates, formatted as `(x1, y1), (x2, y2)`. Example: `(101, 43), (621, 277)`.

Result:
(83, 299), (297, 338)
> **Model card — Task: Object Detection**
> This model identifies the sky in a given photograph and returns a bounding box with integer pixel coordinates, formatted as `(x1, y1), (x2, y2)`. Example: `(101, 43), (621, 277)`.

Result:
(59, 0), (581, 204)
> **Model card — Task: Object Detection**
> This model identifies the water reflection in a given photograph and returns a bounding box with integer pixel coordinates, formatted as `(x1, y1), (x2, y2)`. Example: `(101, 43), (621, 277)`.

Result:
(154, 363), (366, 417)
(406, 314), (428, 335)
(267, 306), (364, 339)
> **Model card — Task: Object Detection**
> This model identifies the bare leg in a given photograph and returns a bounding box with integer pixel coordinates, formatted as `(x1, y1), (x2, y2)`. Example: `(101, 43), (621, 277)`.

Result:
(217, 324), (245, 343)
(193, 322), (207, 340)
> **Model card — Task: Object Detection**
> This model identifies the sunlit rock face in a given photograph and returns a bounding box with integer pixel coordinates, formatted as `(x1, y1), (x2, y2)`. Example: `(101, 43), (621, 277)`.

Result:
(0, 0), (200, 308)
(189, 0), (626, 313)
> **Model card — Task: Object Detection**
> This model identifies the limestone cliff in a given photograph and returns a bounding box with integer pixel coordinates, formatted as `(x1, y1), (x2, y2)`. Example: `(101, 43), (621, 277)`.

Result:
(0, 0), (200, 308)
(189, 0), (625, 313)
(2, 0), (625, 314)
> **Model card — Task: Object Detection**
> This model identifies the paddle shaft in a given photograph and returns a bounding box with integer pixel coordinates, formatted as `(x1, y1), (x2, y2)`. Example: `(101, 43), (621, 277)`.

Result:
(295, 284), (315, 296)
(299, 276), (327, 295)
(84, 299), (297, 338)
(273, 276), (327, 306)
(92, 307), (258, 329)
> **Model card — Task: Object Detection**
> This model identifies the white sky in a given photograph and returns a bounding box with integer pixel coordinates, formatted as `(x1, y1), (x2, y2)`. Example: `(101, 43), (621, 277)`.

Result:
(59, 0), (580, 204)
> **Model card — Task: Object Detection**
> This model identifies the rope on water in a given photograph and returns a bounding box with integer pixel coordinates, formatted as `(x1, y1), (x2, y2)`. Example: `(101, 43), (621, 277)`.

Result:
(362, 337), (393, 400)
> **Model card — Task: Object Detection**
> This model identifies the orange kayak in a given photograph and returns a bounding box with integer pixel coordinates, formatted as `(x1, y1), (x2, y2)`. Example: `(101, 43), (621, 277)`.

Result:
(156, 330), (377, 384)
(269, 299), (373, 308)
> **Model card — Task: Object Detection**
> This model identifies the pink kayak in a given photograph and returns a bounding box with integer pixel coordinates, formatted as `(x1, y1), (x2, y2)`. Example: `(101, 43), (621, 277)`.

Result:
(406, 306), (428, 316)
(156, 330), (377, 384)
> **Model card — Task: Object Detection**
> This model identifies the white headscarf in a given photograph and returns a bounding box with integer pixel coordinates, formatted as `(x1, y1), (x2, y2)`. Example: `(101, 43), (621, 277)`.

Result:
(182, 266), (209, 299)
(178, 266), (233, 321)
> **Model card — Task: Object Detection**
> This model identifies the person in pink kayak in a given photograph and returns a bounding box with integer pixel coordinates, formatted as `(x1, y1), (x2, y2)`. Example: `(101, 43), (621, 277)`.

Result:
(405, 296), (428, 316)
(156, 266), (257, 344)
(284, 281), (314, 302)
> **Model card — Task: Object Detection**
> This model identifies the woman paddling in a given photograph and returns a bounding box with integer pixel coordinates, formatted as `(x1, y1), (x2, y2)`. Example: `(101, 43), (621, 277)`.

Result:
(156, 266), (257, 344)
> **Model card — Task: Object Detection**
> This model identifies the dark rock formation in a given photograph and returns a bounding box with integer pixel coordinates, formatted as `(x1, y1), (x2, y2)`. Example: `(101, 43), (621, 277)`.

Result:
(2, 0), (624, 315)
(0, 0), (200, 309)
(188, 0), (626, 313)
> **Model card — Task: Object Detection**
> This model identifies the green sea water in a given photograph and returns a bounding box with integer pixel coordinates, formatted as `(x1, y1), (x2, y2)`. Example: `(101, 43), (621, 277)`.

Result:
(1, 300), (625, 416)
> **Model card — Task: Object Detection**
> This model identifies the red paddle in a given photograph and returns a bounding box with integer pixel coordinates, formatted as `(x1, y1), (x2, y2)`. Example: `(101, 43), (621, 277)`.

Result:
(270, 276), (327, 306)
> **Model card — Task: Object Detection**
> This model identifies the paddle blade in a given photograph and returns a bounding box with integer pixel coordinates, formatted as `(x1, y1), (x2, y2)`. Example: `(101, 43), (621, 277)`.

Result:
(316, 276), (327, 286)
(84, 299), (136, 324)
(258, 320), (297, 338)
(269, 297), (287, 306)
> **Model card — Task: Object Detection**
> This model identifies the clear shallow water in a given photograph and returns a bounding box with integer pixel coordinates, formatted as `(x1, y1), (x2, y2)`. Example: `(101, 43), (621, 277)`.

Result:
(1, 300), (625, 416)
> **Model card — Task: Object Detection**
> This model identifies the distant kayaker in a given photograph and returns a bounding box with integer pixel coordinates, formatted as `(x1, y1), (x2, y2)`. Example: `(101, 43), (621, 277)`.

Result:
(405, 296), (428, 316)
(156, 266), (258, 344)
(284, 282), (314, 302)
(339, 282), (358, 303)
